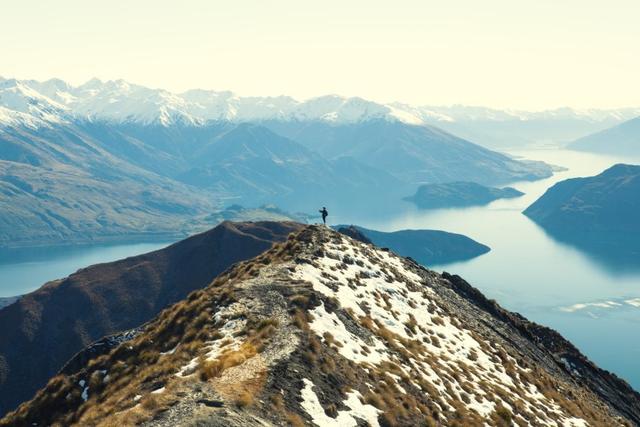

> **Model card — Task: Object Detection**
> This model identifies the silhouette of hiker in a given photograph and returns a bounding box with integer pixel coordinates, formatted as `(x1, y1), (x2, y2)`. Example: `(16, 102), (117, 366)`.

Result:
(319, 207), (328, 225)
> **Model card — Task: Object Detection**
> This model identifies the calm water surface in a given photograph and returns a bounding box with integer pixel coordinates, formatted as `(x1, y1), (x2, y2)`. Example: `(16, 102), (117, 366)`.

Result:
(0, 241), (171, 297)
(347, 149), (640, 389)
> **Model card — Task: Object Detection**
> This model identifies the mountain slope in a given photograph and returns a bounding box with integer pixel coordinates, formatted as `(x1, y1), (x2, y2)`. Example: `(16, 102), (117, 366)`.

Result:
(0, 118), (400, 245)
(1, 77), (556, 187)
(3, 225), (637, 426)
(404, 181), (524, 209)
(265, 120), (554, 185)
(569, 116), (640, 156)
(0, 122), (218, 247)
(414, 105), (640, 149)
(0, 221), (302, 417)
(524, 164), (640, 232)
(173, 123), (405, 210)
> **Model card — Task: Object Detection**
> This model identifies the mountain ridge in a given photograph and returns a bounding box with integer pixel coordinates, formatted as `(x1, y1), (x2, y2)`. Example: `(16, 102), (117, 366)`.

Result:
(0, 221), (303, 417)
(2, 225), (638, 426)
(261, 120), (553, 185)
(0, 109), (556, 246)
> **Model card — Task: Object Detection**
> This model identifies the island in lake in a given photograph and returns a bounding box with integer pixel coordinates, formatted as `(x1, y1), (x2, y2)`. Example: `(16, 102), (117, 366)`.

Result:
(404, 181), (523, 209)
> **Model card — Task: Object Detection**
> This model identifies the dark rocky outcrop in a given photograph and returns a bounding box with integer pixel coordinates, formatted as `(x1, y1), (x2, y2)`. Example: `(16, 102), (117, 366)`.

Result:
(0, 297), (18, 310)
(336, 225), (372, 244)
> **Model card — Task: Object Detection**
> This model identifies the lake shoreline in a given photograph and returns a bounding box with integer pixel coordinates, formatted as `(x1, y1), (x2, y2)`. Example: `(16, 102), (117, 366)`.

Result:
(0, 231), (187, 253)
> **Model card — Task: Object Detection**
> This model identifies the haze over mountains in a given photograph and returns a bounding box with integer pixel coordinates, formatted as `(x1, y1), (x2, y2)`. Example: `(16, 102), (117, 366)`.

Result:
(569, 116), (640, 156)
(430, 106), (640, 149)
(0, 77), (563, 247)
(2, 77), (638, 147)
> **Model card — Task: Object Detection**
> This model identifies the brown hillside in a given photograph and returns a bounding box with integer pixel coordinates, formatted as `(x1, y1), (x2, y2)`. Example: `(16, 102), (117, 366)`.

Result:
(0, 221), (303, 416)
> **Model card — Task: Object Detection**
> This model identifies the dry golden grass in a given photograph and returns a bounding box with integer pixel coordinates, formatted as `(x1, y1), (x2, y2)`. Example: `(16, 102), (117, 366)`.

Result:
(200, 342), (258, 380)
(292, 309), (311, 331)
(234, 390), (254, 408)
(285, 412), (306, 427)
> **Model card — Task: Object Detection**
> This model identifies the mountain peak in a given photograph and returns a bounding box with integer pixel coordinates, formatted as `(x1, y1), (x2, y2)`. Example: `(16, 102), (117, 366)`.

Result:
(3, 225), (637, 426)
(602, 163), (640, 176)
(78, 77), (104, 89)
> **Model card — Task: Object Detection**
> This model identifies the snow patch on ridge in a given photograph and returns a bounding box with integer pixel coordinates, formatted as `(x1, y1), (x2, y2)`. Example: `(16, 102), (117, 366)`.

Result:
(309, 302), (387, 364)
(293, 233), (589, 425)
(300, 378), (381, 427)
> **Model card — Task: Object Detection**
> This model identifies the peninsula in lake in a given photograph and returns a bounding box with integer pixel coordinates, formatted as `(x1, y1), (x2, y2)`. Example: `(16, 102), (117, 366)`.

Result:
(524, 164), (640, 271)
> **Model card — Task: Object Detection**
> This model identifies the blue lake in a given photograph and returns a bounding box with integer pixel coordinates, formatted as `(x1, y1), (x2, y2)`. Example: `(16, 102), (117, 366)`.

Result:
(0, 241), (171, 298)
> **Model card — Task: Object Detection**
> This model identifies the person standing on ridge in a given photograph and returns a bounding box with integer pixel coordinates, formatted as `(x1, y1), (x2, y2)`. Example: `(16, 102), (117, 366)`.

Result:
(319, 207), (328, 225)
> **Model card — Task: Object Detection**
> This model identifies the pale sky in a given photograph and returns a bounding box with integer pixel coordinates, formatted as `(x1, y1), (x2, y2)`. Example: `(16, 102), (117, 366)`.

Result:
(1, 0), (639, 109)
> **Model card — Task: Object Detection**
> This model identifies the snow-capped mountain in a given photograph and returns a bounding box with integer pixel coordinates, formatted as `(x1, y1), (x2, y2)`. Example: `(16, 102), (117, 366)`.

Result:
(1, 77), (638, 139)
(0, 77), (426, 127)
(0, 79), (69, 127)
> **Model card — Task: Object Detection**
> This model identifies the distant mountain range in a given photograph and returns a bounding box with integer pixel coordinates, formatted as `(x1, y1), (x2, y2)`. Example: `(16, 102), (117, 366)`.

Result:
(0, 78), (561, 247)
(1, 77), (638, 146)
(263, 120), (553, 184)
(569, 116), (640, 156)
(427, 106), (640, 149)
